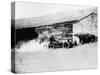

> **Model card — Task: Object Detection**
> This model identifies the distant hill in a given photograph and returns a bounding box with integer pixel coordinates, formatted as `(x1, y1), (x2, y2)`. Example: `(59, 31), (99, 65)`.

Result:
(12, 8), (97, 29)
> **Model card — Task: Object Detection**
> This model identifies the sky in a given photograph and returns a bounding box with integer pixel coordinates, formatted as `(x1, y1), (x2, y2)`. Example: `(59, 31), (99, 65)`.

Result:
(14, 2), (95, 19)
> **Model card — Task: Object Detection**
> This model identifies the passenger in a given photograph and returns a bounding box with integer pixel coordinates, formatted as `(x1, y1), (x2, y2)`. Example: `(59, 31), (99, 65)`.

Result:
(68, 39), (73, 48)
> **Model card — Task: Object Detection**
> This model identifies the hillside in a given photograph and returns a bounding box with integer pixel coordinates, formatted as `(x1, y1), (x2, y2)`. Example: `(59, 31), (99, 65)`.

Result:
(14, 8), (97, 28)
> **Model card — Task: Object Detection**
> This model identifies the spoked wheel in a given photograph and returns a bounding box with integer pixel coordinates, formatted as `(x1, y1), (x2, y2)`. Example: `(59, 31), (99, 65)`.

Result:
(68, 41), (74, 48)
(64, 42), (70, 48)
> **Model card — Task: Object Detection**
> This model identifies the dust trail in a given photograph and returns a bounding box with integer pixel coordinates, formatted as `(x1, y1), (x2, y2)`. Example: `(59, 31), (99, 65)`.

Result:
(15, 39), (49, 52)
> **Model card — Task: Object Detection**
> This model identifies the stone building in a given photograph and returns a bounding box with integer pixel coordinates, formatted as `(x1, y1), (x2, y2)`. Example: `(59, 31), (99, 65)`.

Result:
(73, 12), (97, 35)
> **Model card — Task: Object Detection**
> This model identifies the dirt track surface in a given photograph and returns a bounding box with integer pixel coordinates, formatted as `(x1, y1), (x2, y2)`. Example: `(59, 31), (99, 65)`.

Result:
(14, 43), (97, 73)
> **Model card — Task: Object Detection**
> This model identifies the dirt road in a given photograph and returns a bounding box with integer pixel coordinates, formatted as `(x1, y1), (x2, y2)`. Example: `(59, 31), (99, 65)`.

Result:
(15, 43), (97, 73)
